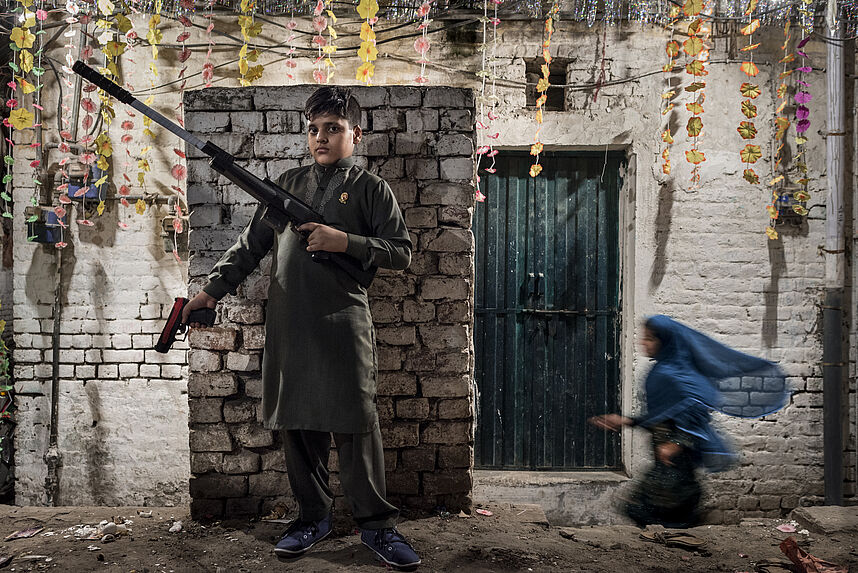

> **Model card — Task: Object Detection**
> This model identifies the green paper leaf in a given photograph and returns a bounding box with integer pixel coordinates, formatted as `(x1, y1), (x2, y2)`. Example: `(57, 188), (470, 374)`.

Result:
(26, 214), (37, 222)
(2, 212), (13, 219)
(2, 174), (11, 183)
(32, 178), (40, 185)
(30, 196), (36, 206)
(27, 235), (37, 241)
(1, 192), (11, 201)
(8, 62), (19, 73)
(3, 156), (14, 166)
(35, 29), (46, 36)
(32, 67), (44, 76)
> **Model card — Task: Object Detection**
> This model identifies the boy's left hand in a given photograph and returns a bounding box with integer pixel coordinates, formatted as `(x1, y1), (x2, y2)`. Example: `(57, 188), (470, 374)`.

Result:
(297, 222), (348, 253)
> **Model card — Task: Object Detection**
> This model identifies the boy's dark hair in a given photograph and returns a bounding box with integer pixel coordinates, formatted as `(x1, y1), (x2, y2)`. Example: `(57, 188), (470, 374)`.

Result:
(304, 87), (361, 127)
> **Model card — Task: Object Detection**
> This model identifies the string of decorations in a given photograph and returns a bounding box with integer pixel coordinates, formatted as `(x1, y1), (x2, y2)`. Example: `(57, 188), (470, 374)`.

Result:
(474, 0), (501, 200)
(413, 0), (431, 83)
(284, 13), (298, 81)
(738, 11), (762, 197)
(659, 4), (681, 176)
(681, 0), (709, 187)
(238, 0), (264, 85)
(765, 17), (792, 236)
(356, 0), (379, 83)
(529, 0), (560, 179)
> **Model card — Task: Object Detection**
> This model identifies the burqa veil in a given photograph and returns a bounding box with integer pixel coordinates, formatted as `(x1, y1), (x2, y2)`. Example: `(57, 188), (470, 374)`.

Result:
(637, 315), (790, 472)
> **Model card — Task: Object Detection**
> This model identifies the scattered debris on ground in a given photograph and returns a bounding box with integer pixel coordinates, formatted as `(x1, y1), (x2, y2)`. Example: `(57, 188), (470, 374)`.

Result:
(0, 504), (855, 572)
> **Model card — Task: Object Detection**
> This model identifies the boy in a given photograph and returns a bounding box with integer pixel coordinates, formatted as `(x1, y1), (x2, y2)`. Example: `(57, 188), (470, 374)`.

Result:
(182, 87), (420, 569)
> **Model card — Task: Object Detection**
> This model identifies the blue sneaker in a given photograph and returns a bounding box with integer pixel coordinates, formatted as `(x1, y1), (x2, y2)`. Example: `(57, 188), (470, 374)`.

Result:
(361, 527), (421, 569)
(274, 514), (332, 557)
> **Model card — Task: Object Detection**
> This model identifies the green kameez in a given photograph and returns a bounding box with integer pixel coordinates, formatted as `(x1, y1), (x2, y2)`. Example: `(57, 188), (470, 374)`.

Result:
(203, 157), (411, 434)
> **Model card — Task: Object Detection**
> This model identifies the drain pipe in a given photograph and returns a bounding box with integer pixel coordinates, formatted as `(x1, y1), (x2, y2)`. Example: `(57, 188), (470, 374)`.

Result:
(822, 0), (846, 506)
(44, 28), (88, 507)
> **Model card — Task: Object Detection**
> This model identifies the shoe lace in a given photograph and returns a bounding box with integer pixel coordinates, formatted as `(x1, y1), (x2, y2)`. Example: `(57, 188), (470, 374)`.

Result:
(285, 520), (319, 538)
(374, 527), (414, 550)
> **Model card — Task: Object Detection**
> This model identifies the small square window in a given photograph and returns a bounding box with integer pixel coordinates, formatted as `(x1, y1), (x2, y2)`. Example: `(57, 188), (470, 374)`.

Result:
(525, 57), (569, 111)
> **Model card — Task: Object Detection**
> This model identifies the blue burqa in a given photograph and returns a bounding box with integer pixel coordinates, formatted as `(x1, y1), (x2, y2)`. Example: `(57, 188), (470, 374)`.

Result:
(637, 315), (790, 472)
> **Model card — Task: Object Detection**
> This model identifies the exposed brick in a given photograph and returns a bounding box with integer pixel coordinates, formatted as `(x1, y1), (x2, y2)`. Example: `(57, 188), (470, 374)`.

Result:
(422, 422), (471, 444)
(402, 447), (436, 471)
(380, 423), (420, 447)
(224, 399), (256, 423)
(231, 423), (275, 448)
(189, 474), (247, 498)
(189, 425), (233, 452)
(376, 326), (416, 346)
(423, 470), (471, 495)
(438, 445), (472, 468)
(418, 325), (470, 350)
(377, 372), (417, 396)
(188, 372), (238, 398)
(249, 471), (289, 496)
(421, 375), (470, 398)
(396, 398), (430, 420)
(438, 399), (472, 419)
(189, 328), (239, 351)
(223, 450), (261, 474)
(189, 398), (223, 423)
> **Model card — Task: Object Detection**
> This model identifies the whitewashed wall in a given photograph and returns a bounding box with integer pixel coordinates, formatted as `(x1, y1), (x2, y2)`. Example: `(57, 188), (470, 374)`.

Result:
(10, 13), (855, 516)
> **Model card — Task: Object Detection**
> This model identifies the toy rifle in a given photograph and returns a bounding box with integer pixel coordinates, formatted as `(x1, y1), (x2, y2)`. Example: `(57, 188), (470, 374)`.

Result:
(71, 61), (377, 291)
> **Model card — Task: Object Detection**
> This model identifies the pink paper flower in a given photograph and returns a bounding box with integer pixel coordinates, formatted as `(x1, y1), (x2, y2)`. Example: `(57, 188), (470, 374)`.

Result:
(171, 164), (187, 181)
(414, 75), (429, 84)
(313, 69), (327, 84)
(796, 66), (812, 73)
(795, 105), (810, 119)
(794, 91), (812, 104)
(796, 119), (811, 133)
(417, 2), (431, 17)
(36, 9), (47, 20)
(413, 37), (430, 55)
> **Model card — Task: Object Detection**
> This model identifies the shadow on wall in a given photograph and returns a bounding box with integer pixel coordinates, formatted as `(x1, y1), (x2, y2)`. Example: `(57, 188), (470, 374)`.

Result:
(763, 239), (786, 348)
(81, 380), (114, 505)
(648, 181), (674, 293)
(24, 240), (78, 308)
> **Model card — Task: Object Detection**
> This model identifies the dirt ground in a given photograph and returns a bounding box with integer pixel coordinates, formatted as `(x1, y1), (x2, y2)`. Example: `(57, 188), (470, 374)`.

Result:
(0, 503), (856, 573)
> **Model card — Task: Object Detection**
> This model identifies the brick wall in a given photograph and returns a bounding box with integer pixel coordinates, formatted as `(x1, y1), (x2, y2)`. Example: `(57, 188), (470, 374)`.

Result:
(184, 85), (477, 518)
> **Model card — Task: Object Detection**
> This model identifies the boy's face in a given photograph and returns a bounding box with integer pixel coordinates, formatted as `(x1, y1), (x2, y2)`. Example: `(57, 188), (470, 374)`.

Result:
(307, 113), (362, 166)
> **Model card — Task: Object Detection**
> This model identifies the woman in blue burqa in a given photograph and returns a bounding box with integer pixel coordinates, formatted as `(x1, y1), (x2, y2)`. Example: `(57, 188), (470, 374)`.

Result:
(590, 315), (790, 528)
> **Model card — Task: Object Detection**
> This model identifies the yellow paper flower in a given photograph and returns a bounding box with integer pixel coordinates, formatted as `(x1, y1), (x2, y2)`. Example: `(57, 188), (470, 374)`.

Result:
(9, 108), (34, 130)
(135, 199), (146, 215)
(529, 163), (543, 178)
(765, 226), (778, 240)
(356, 0), (379, 19)
(356, 62), (374, 83)
(358, 42), (378, 62)
(19, 50), (33, 74)
(10, 27), (36, 49)
(360, 22), (376, 41)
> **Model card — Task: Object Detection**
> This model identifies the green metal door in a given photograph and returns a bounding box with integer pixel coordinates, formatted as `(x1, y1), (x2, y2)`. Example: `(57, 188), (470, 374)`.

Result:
(474, 151), (623, 470)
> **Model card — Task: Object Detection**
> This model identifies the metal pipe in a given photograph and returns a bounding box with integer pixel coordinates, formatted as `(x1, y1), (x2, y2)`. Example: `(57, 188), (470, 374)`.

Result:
(44, 26), (88, 507)
(822, 3), (846, 506)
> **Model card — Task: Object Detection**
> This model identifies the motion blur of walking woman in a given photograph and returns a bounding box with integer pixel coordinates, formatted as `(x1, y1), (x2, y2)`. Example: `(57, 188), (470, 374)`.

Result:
(590, 315), (790, 529)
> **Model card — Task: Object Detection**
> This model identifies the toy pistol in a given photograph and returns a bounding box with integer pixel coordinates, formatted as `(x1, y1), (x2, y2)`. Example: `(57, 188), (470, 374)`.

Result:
(155, 297), (216, 353)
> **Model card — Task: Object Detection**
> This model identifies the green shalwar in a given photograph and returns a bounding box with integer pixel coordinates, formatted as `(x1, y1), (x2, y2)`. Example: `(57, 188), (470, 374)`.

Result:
(203, 156), (411, 527)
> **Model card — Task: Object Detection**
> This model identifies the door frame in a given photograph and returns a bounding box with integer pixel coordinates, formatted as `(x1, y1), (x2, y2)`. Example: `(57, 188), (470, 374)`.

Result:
(471, 145), (637, 474)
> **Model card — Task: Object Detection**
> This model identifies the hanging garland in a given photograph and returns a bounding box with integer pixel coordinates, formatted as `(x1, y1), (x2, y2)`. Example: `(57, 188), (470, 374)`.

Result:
(5, 0), (39, 223)
(659, 5), (682, 176)
(356, 0), (379, 84)
(529, 0), (560, 179)
(737, 10), (763, 203)
(682, 0), (709, 187)
(790, 34), (813, 214)
(202, 0), (216, 87)
(474, 0), (501, 200)
(311, 0), (336, 83)
(765, 19), (792, 232)
(238, 0), (264, 86)
(284, 14), (298, 81)
(413, 0), (432, 84)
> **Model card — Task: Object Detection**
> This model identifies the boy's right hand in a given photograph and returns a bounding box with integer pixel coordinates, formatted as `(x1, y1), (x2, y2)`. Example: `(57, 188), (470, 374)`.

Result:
(182, 291), (218, 328)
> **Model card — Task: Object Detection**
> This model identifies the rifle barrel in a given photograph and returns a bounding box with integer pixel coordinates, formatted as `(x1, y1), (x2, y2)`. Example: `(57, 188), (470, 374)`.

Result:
(72, 61), (207, 152)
